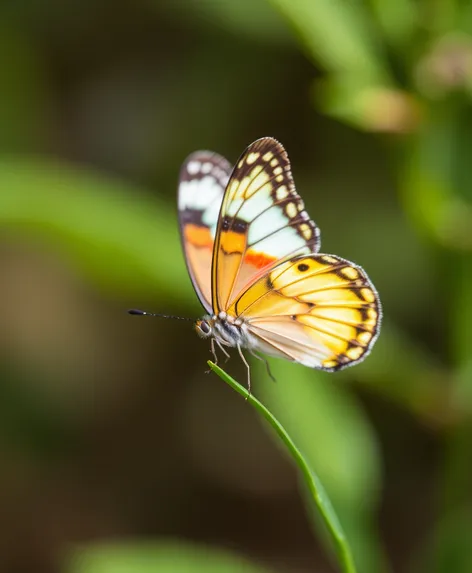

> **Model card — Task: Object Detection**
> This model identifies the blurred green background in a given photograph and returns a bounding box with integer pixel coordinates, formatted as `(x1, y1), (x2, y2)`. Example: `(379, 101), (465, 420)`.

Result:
(1, 1), (472, 572)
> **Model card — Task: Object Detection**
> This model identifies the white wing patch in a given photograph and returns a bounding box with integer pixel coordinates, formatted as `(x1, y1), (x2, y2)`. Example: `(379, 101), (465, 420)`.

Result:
(178, 152), (232, 238)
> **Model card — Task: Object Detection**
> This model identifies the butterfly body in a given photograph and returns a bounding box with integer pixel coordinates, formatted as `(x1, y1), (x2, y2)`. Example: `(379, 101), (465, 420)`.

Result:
(176, 137), (381, 388)
(196, 313), (252, 348)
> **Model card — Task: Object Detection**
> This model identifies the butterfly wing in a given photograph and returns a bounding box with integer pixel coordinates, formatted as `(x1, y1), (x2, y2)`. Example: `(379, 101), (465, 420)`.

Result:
(211, 137), (320, 313)
(228, 254), (381, 370)
(178, 151), (232, 313)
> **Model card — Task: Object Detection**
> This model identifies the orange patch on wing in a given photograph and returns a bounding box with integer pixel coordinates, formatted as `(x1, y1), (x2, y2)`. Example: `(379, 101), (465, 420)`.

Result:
(220, 231), (247, 254)
(244, 249), (277, 269)
(185, 224), (213, 249)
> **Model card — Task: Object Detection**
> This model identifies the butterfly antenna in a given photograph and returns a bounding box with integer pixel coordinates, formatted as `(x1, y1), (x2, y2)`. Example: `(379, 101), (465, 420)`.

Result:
(128, 309), (194, 321)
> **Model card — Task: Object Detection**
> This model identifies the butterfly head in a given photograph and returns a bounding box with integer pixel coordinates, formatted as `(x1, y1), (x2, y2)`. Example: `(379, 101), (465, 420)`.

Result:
(195, 317), (213, 339)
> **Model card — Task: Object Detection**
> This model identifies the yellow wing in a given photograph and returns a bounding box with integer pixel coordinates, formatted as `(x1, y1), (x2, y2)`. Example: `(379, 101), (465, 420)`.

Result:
(228, 254), (381, 370)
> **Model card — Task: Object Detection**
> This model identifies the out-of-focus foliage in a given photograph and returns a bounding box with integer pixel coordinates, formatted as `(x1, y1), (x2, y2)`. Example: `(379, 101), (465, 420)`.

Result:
(0, 158), (186, 301)
(67, 541), (273, 573)
(1, 0), (472, 572)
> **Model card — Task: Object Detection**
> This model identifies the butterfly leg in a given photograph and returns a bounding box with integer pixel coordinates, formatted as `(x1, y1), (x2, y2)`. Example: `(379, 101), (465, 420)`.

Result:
(249, 350), (277, 383)
(216, 340), (231, 363)
(237, 344), (251, 398)
(205, 338), (218, 374)
(205, 338), (218, 373)
(207, 338), (231, 373)
(210, 338), (218, 365)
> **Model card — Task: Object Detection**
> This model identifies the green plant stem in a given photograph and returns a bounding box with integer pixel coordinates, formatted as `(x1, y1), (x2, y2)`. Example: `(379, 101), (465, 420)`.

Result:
(207, 361), (357, 573)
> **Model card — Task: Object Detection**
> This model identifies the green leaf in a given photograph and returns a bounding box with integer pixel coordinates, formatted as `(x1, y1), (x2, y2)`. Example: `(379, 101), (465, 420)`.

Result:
(209, 361), (358, 573)
(253, 360), (386, 573)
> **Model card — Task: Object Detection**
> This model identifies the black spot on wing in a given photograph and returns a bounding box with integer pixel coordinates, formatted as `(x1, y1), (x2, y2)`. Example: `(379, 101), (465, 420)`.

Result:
(221, 215), (248, 233)
(358, 307), (369, 321)
(334, 354), (351, 367)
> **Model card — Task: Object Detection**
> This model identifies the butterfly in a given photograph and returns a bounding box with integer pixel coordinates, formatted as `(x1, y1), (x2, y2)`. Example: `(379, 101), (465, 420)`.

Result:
(132, 137), (381, 392)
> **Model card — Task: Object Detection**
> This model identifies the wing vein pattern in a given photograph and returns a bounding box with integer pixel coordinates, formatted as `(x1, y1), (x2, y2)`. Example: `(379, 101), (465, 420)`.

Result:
(211, 137), (320, 312)
(178, 137), (381, 373)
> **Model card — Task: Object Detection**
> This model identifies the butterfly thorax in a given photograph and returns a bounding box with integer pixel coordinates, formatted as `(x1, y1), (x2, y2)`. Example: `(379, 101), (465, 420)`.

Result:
(195, 312), (251, 349)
